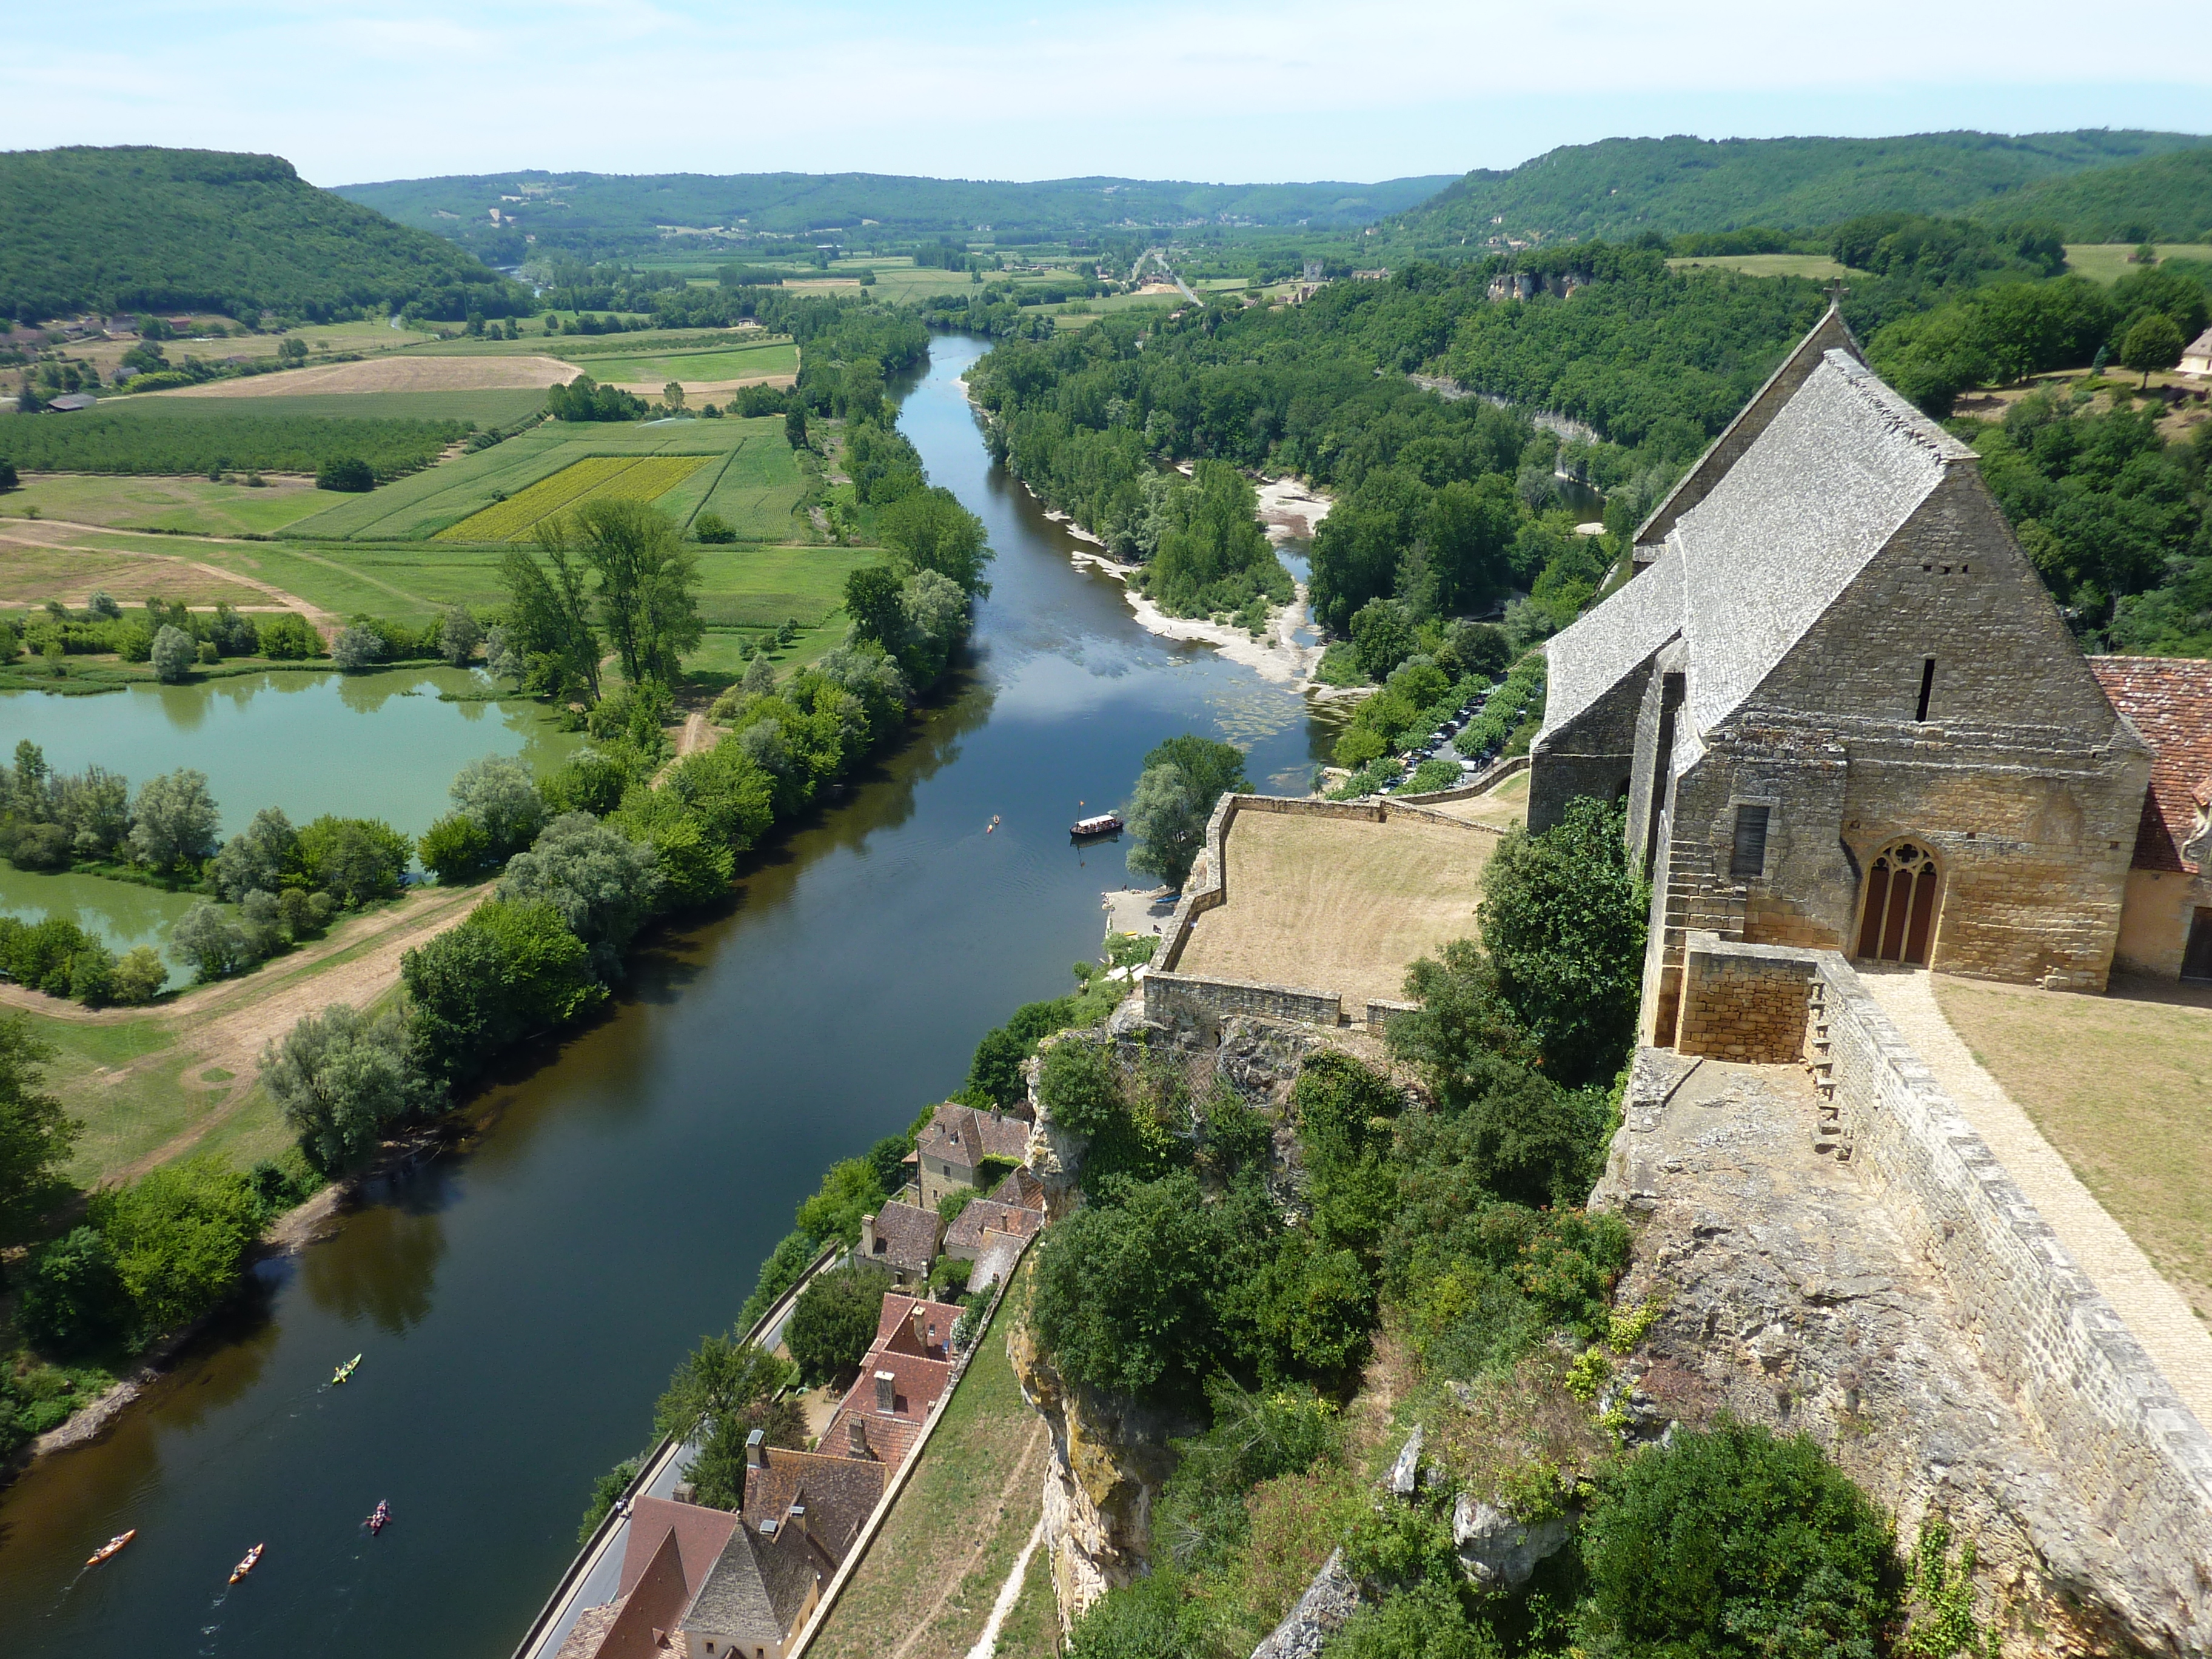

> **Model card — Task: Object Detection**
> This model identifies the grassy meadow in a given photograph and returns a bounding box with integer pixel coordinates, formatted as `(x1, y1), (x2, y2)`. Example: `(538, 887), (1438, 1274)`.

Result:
(2062, 243), (2212, 284)
(116, 386), (549, 426)
(555, 343), (799, 385)
(1, 474), (335, 536)
(1667, 253), (1861, 280)
(435, 454), (709, 541)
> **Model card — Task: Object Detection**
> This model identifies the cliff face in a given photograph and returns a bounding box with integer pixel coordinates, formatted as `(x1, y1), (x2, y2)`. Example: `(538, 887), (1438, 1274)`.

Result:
(1008, 1317), (1188, 1629)
(1596, 1052), (2190, 1658)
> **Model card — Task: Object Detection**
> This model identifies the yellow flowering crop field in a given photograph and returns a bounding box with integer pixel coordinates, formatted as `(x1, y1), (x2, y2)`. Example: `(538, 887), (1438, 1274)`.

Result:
(434, 454), (707, 541)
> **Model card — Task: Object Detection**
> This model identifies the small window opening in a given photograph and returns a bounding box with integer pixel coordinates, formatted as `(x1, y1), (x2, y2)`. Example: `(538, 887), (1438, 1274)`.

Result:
(1915, 657), (1936, 722)
(1730, 805), (1771, 879)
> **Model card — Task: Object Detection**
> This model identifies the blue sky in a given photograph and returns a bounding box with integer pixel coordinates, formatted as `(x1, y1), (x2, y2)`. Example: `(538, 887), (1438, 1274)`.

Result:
(13, 1), (2211, 186)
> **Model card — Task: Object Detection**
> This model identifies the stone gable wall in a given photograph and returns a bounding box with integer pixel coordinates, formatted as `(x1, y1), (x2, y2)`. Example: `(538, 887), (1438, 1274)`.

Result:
(1672, 938), (1814, 1062)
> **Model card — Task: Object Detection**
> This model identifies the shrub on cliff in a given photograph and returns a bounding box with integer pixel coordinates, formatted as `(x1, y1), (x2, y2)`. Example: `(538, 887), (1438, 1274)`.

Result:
(1577, 1416), (1900, 1659)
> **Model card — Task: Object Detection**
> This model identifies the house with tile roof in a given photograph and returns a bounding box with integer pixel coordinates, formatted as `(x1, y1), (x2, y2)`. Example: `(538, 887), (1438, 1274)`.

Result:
(2088, 657), (2212, 979)
(873, 1292), (964, 1361)
(914, 1103), (1032, 1210)
(557, 1495), (741, 1659)
(824, 1343), (953, 1470)
(856, 1201), (940, 1289)
(943, 1196), (1045, 1265)
(739, 1432), (886, 1558)
(1530, 303), (2159, 1037)
(2182, 326), (2212, 378)
(680, 1515), (822, 1659)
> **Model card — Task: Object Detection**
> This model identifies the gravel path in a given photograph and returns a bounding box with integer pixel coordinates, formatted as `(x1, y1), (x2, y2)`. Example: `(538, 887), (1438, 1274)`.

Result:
(1865, 969), (2212, 1427)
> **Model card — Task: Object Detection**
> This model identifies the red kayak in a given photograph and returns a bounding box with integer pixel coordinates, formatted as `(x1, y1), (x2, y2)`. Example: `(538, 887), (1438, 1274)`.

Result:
(229, 1543), (264, 1585)
(366, 1501), (390, 1535)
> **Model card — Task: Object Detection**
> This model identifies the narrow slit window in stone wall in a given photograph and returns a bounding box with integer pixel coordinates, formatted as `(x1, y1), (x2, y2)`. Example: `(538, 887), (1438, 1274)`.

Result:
(1916, 657), (1936, 722)
(1730, 805), (1771, 878)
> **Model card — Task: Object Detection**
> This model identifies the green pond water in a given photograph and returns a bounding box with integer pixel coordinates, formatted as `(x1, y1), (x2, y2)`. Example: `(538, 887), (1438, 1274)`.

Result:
(0, 667), (580, 967)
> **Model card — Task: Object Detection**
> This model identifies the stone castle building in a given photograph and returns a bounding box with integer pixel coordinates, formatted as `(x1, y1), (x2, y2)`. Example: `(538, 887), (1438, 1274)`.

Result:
(1529, 305), (2212, 1041)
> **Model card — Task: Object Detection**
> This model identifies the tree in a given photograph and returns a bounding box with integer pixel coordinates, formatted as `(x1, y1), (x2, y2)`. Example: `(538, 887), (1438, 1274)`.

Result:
(110, 945), (167, 1005)
(1037, 1039), (1123, 1136)
(1125, 763), (1202, 891)
(172, 902), (255, 982)
(418, 813), (493, 883)
(210, 806), (300, 901)
(259, 1003), (434, 1173)
(879, 487), (993, 595)
(149, 623), (196, 683)
(662, 380), (686, 412)
(127, 768), (219, 872)
(89, 1157), (262, 1337)
(316, 457), (374, 492)
(612, 788), (734, 910)
(447, 754), (547, 859)
(18, 1225), (130, 1353)
(401, 898), (603, 1082)
(784, 1261), (894, 1386)
(1578, 1418), (1900, 1659)
(1143, 734), (1250, 808)
(786, 403), (808, 449)
(843, 564), (904, 647)
(1350, 600), (1418, 682)
(694, 511), (736, 544)
(1477, 796), (1647, 1085)
(497, 811), (661, 976)
(654, 1332), (791, 1439)
(258, 612), (320, 660)
(438, 606), (482, 666)
(85, 589), (121, 620)
(297, 815), (410, 906)
(0, 1016), (75, 1241)
(569, 498), (705, 686)
(501, 535), (602, 700)
(2121, 312), (2185, 388)
(894, 569), (971, 688)
(683, 1396), (808, 1511)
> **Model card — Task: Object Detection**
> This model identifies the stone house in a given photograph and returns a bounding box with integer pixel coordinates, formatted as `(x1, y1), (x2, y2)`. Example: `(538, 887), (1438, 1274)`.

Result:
(1530, 304), (2159, 1041)
(2182, 326), (2212, 378)
(856, 1201), (940, 1289)
(738, 1433), (886, 1570)
(2088, 656), (2212, 978)
(822, 1296), (957, 1470)
(914, 1103), (1031, 1211)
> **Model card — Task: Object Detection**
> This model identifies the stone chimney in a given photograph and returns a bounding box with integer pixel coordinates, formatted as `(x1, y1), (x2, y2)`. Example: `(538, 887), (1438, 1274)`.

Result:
(747, 1427), (766, 1469)
(847, 1416), (871, 1459)
(911, 1302), (930, 1351)
(788, 1503), (808, 1541)
(859, 1212), (877, 1258)
(874, 1369), (896, 1414)
(671, 1482), (695, 1505)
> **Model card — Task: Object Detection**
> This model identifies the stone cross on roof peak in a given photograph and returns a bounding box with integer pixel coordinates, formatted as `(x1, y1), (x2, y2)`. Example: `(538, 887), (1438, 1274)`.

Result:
(1823, 280), (1850, 311)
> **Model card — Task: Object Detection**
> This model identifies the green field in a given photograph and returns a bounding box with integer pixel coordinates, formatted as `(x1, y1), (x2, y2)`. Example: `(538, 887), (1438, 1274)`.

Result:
(284, 415), (802, 541)
(0, 474), (335, 536)
(654, 435), (811, 537)
(1667, 253), (1860, 279)
(436, 454), (708, 541)
(110, 387), (549, 427)
(558, 343), (799, 383)
(2063, 243), (2212, 284)
(690, 543), (874, 628)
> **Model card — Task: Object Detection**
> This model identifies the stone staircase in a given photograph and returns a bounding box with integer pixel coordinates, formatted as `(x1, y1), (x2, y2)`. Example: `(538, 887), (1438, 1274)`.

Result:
(1805, 978), (1851, 1161)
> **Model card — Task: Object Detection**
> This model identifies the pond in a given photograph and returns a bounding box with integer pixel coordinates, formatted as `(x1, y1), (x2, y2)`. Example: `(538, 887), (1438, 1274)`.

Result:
(0, 335), (1333, 1659)
(0, 668), (581, 962)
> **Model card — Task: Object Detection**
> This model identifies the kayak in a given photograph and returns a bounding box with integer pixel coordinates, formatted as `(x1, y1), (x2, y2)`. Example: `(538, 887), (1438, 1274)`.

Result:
(229, 1543), (264, 1584)
(87, 1530), (135, 1566)
(332, 1354), (362, 1384)
(366, 1500), (390, 1535)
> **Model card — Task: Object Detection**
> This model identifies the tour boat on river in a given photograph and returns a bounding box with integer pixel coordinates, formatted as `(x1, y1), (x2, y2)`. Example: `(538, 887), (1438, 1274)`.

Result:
(1070, 812), (1123, 839)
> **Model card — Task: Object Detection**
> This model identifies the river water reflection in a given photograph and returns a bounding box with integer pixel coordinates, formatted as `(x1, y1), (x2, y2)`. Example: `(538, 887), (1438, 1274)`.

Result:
(0, 335), (1330, 1658)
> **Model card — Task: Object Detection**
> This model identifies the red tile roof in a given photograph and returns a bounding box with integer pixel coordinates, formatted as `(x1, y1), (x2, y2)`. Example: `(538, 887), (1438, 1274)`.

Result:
(2090, 655), (2212, 873)
(739, 1444), (886, 1564)
(826, 1349), (953, 1469)
(618, 1496), (739, 1601)
(876, 1293), (965, 1358)
(945, 1198), (1045, 1255)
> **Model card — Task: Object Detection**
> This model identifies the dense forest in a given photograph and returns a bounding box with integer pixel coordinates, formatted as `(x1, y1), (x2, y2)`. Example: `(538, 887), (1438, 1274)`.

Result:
(0, 147), (531, 325)
(1386, 129), (2212, 249)
(1972, 147), (2212, 243)
(335, 170), (1456, 264)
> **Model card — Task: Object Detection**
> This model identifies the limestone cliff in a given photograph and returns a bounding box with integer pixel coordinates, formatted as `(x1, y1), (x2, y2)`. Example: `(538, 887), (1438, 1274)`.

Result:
(1008, 1316), (1189, 1629)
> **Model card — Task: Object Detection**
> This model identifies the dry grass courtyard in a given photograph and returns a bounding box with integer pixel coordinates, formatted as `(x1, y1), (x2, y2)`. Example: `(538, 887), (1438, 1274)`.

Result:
(1934, 973), (2212, 1325)
(1175, 809), (1503, 1011)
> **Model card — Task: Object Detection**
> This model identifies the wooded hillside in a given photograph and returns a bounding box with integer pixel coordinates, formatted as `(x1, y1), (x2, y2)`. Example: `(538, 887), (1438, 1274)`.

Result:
(1389, 130), (2212, 247)
(0, 147), (531, 324)
(1968, 147), (2212, 243)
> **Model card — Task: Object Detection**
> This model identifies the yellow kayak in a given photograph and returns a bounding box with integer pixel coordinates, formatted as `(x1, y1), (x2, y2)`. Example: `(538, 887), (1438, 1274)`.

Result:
(332, 1354), (362, 1384)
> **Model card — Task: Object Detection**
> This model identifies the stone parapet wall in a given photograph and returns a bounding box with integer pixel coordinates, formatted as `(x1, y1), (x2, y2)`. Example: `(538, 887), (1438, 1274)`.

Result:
(1673, 934), (1816, 1062)
(1395, 752), (1529, 806)
(1364, 1000), (1418, 1039)
(1143, 970), (1341, 1033)
(1674, 944), (2212, 1649)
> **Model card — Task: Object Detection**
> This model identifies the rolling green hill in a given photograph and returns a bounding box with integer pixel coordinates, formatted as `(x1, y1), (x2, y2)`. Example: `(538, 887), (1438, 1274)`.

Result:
(335, 170), (1458, 262)
(0, 147), (531, 325)
(1968, 148), (2212, 243)
(1386, 130), (2212, 249)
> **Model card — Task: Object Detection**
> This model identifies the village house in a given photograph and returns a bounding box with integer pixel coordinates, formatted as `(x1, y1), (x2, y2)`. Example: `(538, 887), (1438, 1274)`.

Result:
(854, 1201), (940, 1289)
(2086, 657), (2212, 978)
(821, 1292), (960, 1469)
(2181, 325), (2212, 378)
(1527, 303), (2209, 1040)
(912, 1103), (1030, 1211)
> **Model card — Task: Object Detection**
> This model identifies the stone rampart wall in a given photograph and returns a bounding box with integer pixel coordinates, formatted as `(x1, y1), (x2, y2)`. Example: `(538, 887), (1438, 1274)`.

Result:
(1395, 752), (1529, 806)
(1679, 943), (2212, 1647)
(1143, 970), (1342, 1032)
(1673, 936), (1815, 1062)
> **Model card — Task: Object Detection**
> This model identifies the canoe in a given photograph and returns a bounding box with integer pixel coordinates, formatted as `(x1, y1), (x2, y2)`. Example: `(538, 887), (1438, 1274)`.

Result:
(367, 1501), (390, 1534)
(229, 1543), (264, 1584)
(87, 1529), (135, 1566)
(332, 1353), (362, 1384)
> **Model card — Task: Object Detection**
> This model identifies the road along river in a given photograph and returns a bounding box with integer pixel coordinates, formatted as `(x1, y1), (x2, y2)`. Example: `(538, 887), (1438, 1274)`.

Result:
(0, 333), (1335, 1658)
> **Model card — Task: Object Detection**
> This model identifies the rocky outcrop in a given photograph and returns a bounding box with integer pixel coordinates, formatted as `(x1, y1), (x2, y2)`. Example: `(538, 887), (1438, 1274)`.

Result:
(1451, 1496), (1571, 1591)
(1593, 1053), (2191, 1658)
(1009, 1317), (1192, 1631)
(1249, 1549), (1360, 1659)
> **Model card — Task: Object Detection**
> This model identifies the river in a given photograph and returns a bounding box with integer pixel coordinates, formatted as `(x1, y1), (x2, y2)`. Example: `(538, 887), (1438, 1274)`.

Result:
(0, 335), (1330, 1657)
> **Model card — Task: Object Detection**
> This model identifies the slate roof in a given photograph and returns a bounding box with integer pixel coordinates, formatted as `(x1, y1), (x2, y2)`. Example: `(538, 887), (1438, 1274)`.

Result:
(876, 1292), (965, 1357)
(617, 1496), (738, 1600)
(945, 1197), (1045, 1255)
(1535, 550), (1682, 745)
(917, 1104), (1031, 1170)
(684, 1520), (819, 1650)
(740, 1444), (886, 1561)
(1675, 349), (1971, 739)
(863, 1201), (940, 1273)
(2089, 655), (2212, 873)
(988, 1165), (1047, 1208)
